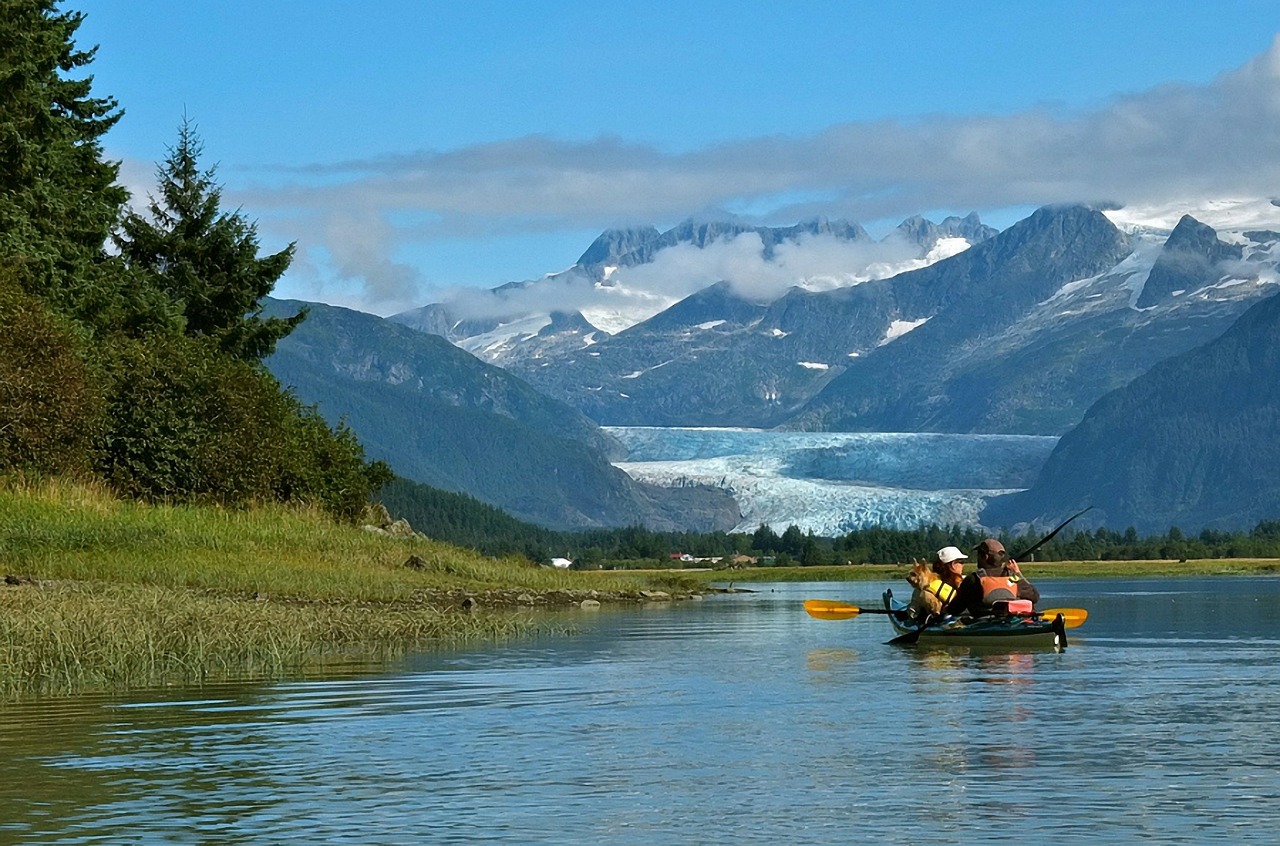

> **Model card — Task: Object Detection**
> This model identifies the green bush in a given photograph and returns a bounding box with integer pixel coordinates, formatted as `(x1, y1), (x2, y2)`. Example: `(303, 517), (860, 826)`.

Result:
(91, 332), (389, 519)
(0, 270), (101, 475)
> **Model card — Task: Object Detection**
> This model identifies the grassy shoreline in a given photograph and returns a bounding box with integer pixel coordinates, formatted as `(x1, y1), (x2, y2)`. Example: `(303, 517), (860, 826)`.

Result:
(7, 481), (1279, 697)
(0, 481), (699, 697)
(662, 559), (1280, 585)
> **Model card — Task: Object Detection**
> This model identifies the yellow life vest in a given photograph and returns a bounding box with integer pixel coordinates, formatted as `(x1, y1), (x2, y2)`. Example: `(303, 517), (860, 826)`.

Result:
(925, 577), (956, 604)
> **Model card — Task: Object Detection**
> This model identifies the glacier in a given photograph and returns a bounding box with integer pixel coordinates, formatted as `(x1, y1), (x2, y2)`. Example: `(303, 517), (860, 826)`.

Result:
(607, 427), (1058, 535)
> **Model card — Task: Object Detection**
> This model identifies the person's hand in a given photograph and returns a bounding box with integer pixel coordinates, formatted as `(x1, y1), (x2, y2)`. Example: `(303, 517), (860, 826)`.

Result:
(1006, 559), (1021, 576)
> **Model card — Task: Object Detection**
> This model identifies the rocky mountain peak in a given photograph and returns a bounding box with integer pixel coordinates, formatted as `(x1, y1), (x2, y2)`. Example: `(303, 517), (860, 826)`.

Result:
(1136, 215), (1243, 308)
(894, 212), (997, 251)
(537, 310), (601, 338)
(576, 226), (662, 269)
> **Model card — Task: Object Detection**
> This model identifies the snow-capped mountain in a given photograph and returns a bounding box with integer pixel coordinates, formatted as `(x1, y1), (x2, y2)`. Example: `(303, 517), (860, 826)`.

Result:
(469, 201), (1280, 436)
(389, 212), (997, 363)
(984, 234), (1280, 533)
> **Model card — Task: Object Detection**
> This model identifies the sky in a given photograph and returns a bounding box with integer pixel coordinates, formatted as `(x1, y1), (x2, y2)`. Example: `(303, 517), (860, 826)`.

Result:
(73, 1), (1280, 316)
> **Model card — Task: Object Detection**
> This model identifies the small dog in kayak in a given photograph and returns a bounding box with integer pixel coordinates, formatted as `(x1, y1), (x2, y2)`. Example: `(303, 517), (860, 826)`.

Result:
(905, 561), (944, 619)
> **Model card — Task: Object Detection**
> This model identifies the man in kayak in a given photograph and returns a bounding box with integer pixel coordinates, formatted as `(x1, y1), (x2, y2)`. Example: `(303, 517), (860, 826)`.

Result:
(949, 538), (1040, 617)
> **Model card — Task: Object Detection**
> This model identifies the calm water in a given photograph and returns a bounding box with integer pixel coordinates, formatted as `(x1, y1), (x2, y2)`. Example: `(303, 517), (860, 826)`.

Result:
(4, 577), (1280, 844)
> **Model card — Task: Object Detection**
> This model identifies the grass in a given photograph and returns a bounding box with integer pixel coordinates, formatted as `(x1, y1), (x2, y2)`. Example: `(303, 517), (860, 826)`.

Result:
(0, 581), (528, 697)
(0, 479), (677, 697)
(9, 478), (1277, 697)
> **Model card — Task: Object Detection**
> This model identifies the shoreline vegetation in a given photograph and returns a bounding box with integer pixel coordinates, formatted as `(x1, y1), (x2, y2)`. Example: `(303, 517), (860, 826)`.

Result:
(7, 483), (1280, 699)
(0, 481), (706, 698)
(668, 559), (1280, 584)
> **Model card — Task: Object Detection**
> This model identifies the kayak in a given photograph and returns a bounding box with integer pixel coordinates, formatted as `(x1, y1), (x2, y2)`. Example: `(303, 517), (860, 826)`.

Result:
(882, 590), (1069, 650)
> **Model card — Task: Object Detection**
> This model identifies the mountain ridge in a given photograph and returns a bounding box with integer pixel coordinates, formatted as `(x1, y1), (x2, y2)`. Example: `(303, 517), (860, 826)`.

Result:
(262, 299), (740, 532)
(983, 285), (1280, 533)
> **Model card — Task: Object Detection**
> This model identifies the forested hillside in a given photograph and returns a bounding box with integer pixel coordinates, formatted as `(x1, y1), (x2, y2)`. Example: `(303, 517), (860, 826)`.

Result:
(0, 3), (388, 518)
(264, 299), (741, 531)
(984, 286), (1280, 533)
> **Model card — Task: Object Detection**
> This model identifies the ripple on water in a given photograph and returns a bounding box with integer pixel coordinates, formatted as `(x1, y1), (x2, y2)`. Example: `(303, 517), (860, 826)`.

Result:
(4, 578), (1280, 843)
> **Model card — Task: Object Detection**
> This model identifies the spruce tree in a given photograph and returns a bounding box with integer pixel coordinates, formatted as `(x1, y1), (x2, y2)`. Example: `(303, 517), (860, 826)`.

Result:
(116, 117), (303, 360)
(0, 0), (153, 330)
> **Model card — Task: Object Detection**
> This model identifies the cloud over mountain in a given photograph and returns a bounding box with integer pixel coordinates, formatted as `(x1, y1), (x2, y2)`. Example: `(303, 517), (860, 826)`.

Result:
(236, 36), (1280, 313)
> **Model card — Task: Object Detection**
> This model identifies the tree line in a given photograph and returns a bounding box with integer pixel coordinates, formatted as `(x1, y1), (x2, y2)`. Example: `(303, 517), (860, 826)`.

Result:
(0, 2), (389, 518)
(379, 479), (1280, 567)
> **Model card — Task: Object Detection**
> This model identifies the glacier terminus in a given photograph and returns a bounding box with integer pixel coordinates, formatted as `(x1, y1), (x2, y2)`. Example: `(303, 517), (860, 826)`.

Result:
(607, 427), (1058, 536)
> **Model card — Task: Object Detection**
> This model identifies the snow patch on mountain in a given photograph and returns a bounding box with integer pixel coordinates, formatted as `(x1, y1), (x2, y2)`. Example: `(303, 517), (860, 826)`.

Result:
(878, 317), (929, 346)
(1104, 197), (1280, 233)
(457, 313), (552, 356)
(1035, 213), (1280, 323)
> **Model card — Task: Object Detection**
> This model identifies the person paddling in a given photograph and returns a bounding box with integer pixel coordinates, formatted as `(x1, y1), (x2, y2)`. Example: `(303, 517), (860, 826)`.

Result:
(950, 538), (1040, 617)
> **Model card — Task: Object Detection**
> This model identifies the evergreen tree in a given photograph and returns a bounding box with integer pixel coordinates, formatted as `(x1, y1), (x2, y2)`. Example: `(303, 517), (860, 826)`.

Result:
(116, 117), (303, 360)
(0, 0), (168, 331)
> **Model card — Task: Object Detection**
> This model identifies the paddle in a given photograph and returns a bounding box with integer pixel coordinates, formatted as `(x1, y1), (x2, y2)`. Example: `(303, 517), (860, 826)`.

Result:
(803, 598), (1087, 628)
(802, 599), (904, 621)
(888, 507), (1096, 646)
(1010, 506), (1094, 561)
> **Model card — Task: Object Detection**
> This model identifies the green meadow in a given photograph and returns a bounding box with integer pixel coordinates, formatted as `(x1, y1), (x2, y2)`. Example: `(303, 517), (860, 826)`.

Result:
(0, 481), (679, 697)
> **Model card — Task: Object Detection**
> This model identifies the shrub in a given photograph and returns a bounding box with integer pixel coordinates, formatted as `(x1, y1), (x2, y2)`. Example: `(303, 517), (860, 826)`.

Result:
(91, 332), (389, 518)
(0, 269), (101, 475)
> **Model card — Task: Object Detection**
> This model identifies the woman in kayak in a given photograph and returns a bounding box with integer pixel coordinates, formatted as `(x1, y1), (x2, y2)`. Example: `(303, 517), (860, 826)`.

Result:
(949, 538), (1040, 617)
(932, 545), (967, 599)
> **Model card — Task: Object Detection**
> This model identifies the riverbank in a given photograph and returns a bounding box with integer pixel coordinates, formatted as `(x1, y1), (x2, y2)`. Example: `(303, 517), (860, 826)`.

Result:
(0, 481), (704, 697)
(663, 559), (1280, 585)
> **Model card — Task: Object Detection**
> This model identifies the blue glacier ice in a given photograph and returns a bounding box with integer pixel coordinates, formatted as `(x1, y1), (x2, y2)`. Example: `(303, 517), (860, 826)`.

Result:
(607, 427), (1058, 535)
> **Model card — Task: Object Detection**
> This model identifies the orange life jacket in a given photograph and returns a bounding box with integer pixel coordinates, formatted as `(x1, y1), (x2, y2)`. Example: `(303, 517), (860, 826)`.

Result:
(979, 575), (1019, 605)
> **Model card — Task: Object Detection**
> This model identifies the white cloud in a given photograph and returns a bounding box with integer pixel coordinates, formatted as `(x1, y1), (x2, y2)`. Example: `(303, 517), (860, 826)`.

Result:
(232, 36), (1280, 313)
(436, 230), (942, 331)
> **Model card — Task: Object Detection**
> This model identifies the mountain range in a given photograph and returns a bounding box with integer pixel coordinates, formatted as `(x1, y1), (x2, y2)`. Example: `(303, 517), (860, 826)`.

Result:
(272, 200), (1280, 535)
(395, 205), (1280, 438)
(983, 279), (1280, 533)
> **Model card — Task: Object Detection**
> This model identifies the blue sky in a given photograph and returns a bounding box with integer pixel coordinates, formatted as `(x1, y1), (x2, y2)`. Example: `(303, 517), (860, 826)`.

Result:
(74, 1), (1280, 314)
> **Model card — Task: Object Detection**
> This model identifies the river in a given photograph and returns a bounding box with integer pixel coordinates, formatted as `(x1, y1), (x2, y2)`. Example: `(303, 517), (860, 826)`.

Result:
(3, 576), (1280, 844)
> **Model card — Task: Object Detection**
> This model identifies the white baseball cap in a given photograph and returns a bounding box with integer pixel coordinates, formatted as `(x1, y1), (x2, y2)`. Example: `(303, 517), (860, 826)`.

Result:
(936, 546), (967, 564)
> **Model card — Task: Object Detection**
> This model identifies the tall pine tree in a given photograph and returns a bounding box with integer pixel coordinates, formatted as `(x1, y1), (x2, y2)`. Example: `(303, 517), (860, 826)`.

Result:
(116, 117), (303, 361)
(0, 0), (167, 331)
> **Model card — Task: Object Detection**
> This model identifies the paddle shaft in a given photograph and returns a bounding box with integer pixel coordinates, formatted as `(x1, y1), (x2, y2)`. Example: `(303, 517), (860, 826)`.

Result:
(1012, 506), (1094, 561)
(803, 599), (1086, 627)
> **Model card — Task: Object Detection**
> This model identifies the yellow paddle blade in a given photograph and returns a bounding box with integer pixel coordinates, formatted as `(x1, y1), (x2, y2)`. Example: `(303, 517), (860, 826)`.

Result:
(1040, 608), (1088, 629)
(803, 599), (862, 620)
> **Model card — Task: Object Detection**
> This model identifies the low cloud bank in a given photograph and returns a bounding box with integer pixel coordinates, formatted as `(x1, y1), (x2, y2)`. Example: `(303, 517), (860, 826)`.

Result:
(231, 37), (1280, 313)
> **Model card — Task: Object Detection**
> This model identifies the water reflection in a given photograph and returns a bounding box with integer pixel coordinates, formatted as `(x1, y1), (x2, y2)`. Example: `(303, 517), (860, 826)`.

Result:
(3, 578), (1280, 843)
(805, 648), (860, 674)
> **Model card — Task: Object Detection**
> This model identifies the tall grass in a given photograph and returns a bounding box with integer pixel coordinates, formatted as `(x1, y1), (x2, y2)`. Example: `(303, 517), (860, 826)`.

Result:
(0, 582), (528, 697)
(0, 478), (654, 599)
(0, 479), (655, 696)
